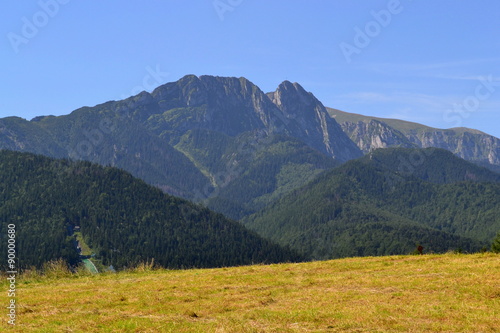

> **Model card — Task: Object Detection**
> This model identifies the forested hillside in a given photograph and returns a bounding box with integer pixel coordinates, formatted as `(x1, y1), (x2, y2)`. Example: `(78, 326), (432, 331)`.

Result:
(0, 150), (301, 270)
(363, 147), (500, 184)
(244, 148), (500, 259)
(202, 134), (338, 219)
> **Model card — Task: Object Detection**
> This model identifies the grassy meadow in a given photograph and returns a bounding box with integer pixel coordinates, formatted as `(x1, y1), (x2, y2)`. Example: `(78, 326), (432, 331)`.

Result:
(2, 253), (499, 332)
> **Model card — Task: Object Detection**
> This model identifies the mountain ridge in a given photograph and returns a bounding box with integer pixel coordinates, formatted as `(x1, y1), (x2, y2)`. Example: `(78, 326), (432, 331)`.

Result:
(0, 75), (361, 212)
(1, 75), (499, 216)
(327, 107), (500, 171)
(328, 107), (487, 135)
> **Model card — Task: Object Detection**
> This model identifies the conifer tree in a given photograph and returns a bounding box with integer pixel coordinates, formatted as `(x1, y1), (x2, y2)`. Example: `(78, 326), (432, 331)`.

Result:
(492, 232), (500, 253)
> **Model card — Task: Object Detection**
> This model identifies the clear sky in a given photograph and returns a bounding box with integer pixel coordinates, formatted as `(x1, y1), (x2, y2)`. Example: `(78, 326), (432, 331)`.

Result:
(2, 1), (500, 138)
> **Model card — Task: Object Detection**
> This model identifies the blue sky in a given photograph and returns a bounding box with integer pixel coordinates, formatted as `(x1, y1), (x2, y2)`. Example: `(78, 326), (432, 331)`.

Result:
(2, 1), (500, 138)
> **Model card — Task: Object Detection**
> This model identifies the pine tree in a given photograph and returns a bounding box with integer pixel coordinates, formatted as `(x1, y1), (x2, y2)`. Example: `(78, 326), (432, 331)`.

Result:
(492, 232), (500, 253)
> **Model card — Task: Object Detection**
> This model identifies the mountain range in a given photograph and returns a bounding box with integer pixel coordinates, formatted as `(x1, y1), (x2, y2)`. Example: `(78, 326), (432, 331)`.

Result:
(1, 75), (499, 219)
(1, 74), (499, 267)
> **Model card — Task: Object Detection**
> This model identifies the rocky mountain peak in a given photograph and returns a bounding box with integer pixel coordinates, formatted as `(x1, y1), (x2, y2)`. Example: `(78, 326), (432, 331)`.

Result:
(269, 81), (315, 113)
(268, 81), (362, 161)
(151, 75), (363, 161)
(151, 74), (207, 109)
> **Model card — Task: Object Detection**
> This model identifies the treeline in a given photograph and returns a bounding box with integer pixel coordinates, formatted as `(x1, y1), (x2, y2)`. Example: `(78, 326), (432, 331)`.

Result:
(0, 150), (301, 270)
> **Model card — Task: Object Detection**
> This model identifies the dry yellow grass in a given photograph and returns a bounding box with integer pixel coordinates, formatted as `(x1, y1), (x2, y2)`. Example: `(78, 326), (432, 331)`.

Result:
(2, 253), (499, 332)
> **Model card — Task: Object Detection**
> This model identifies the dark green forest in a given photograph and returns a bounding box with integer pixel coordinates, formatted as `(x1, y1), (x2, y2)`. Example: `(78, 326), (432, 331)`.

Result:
(1, 147), (498, 271)
(244, 148), (500, 259)
(0, 150), (301, 271)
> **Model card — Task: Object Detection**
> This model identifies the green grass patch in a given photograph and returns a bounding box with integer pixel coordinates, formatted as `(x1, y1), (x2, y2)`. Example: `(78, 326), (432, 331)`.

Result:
(74, 231), (93, 257)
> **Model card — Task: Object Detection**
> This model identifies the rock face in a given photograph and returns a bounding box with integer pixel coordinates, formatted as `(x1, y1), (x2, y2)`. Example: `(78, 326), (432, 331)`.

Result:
(328, 108), (500, 171)
(139, 75), (361, 161)
(150, 75), (281, 136)
(340, 119), (416, 152)
(268, 81), (362, 162)
(409, 130), (500, 166)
